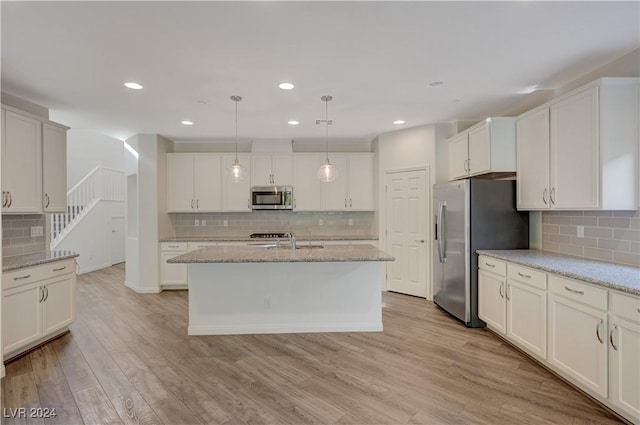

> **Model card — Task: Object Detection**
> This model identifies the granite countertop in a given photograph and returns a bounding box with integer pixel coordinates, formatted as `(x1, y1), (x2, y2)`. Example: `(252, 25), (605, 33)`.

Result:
(3, 250), (79, 272)
(168, 243), (394, 264)
(160, 235), (378, 243)
(477, 249), (640, 296)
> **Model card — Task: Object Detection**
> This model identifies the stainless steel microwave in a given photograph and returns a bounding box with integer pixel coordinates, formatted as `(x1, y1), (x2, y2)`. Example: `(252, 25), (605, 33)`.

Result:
(250, 186), (293, 210)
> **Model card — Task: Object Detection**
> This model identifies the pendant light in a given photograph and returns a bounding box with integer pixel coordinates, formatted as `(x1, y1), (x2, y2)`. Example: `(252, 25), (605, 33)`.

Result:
(317, 95), (339, 182)
(227, 95), (246, 182)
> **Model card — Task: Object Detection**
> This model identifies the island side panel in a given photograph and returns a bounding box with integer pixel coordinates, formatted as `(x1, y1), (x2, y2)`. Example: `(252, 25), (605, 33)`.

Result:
(187, 261), (383, 335)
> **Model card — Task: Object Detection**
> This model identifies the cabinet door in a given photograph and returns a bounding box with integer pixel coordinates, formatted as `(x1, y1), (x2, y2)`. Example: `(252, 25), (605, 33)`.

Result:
(468, 123), (491, 176)
(348, 155), (374, 210)
(161, 251), (188, 286)
(2, 283), (42, 355)
(251, 155), (273, 186)
(42, 275), (75, 335)
(272, 155), (293, 186)
(167, 155), (195, 212)
(516, 109), (550, 210)
(42, 123), (67, 213)
(448, 134), (469, 180)
(2, 110), (42, 213)
(194, 155), (221, 211)
(292, 154), (323, 211)
(322, 155), (349, 210)
(478, 270), (506, 334)
(222, 154), (251, 212)
(550, 86), (599, 209)
(609, 317), (640, 419)
(548, 293), (608, 397)
(507, 280), (546, 359)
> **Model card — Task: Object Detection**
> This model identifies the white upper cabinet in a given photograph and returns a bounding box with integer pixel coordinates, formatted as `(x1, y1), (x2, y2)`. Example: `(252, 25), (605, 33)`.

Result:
(292, 154), (323, 211)
(167, 154), (221, 212)
(222, 154), (251, 212)
(448, 118), (516, 181)
(322, 155), (349, 210)
(321, 153), (375, 211)
(251, 154), (292, 186)
(42, 123), (68, 213)
(517, 78), (639, 210)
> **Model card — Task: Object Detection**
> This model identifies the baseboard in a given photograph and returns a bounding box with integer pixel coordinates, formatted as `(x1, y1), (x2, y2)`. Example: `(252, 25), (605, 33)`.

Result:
(188, 322), (383, 336)
(78, 263), (111, 275)
(124, 280), (161, 294)
(161, 284), (188, 291)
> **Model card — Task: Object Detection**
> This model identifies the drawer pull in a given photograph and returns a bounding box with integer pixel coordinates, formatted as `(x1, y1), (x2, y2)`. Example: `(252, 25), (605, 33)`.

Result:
(485, 263), (495, 268)
(596, 320), (604, 344)
(168, 245), (180, 248)
(517, 272), (531, 279)
(610, 325), (618, 351)
(53, 266), (66, 272)
(14, 274), (32, 280)
(564, 286), (584, 295)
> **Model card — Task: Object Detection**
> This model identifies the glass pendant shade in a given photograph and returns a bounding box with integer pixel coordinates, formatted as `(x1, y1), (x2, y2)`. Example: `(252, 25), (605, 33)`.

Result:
(317, 158), (339, 182)
(227, 95), (245, 182)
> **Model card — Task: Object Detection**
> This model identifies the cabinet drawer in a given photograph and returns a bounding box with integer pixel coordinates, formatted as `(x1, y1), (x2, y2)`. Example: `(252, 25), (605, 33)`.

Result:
(611, 291), (640, 324)
(478, 255), (506, 276)
(3, 259), (75, 291)
(187, 242), (217, 251)
(160, 242), (188, 251)
(508, 264), (547, 290)
(549, 275), (607, 311)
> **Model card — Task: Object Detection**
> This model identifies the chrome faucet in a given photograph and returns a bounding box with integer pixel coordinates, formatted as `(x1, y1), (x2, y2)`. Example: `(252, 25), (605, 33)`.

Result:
(284, 232), (296, 249)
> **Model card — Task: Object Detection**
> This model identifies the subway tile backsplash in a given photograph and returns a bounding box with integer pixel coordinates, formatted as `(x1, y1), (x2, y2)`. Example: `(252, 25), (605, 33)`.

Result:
(170, 211), (376, 238)
(542, 210), (640, 267)
(2, 214), (47, 258)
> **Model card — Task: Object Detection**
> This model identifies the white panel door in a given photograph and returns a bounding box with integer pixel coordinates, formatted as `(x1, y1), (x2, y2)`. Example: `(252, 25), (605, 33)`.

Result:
(110, 217), (125, 265)
(42, 123), (67, 213)
(348, 155), (375, 210)
(167, 155), (195, 212)
(550, 86), (599, 209)
(292, 154), (323, 211)
(468, 123), (491, 176)
(478, 270), (506, 334)
(272, 155), (293, 186)
(2, 110), (42, 213)
(609, 317), (640, 420)
(222, 154), (251, 212)
(322, 155), (348, 211)
(507, 280), (546, 358)
(194, 155), (221, 211)
(2, 283), (42, 355)
(251, 155), (273, 186)
(42, 275), (75, 335)
(516, 109), (550, 210)
(448, 134), (468, 180)
(385, 169), (427, 297)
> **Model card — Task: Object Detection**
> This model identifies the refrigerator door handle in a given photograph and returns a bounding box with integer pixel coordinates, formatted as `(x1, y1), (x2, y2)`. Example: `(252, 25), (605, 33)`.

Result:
(437, 201), (446, 263)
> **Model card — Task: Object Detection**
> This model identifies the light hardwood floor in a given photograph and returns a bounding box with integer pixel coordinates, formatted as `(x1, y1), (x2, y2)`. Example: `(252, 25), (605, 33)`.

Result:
(2, 264), (624, 425)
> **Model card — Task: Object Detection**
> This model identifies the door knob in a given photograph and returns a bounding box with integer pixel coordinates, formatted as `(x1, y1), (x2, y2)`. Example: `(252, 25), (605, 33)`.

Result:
(415, 239), (425, 243)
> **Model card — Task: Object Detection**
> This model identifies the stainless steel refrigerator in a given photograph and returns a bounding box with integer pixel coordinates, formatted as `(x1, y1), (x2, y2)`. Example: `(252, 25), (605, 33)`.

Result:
(433, 179), (529, 327)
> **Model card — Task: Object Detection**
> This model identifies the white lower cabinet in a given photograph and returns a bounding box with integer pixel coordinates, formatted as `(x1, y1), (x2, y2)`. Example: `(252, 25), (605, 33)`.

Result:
(2, 259), (76, 359)
(507, 279), (546, 359)
(160, 242), (189, 289)
(478, 268), (506, 333)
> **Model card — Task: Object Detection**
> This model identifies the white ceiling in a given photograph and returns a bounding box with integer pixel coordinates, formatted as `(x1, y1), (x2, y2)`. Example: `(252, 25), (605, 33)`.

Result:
(1, 1), (638, 142)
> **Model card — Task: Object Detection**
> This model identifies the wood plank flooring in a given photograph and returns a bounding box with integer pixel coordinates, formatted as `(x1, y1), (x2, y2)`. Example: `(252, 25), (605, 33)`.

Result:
(2, 264), (625, 424)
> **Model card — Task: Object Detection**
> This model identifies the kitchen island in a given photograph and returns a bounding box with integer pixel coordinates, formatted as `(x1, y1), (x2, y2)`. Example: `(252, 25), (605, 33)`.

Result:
(168, 244), (394, 335)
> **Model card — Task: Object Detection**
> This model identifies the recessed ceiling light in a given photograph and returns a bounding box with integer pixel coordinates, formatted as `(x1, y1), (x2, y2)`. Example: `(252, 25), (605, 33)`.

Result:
(181, 120), (194, 126)
(124, 82), (143, 90)
(428, 81), (444, 88)
(288, 120), (300, 125)
(279, 82), (295, 90)
(393, 120), (405, 125)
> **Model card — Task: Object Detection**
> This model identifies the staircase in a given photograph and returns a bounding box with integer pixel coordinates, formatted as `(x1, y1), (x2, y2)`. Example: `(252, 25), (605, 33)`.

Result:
(50, 166), (125, 249)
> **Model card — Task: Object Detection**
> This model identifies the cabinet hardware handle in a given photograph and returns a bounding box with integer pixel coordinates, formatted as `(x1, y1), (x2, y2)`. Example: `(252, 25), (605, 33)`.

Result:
(196, 199), (199, 208)
(564, 286), (584, 295)
(485, 263), (495, 268)
(7, 192), (12, 208)
(45, 193), (50, 208)
(293, 199), (296, 209)
(610, 325), (618, 351)
(344, 199), (347, 208)
(543, 189), (548, 205)
(53, 266), (66, 272)
(596, 320), (604, 344)
(248, 199), (251, 209)
(517, 272), (531, 279)
(191, 199), (194, 209)
(44, 286), (49, 302)
(39, 287), (45, 303)
(14, 274), (32, 280)
(415, 239), (425, 243)
(550, 188), (556, 204)
(463, 159), (468, 173)
(505, 283), (510, 301)
(168, 245), (179, 248)
(350, 199), (352, 208)
(467, 159), (471, 173)
(637, 308), (640, 314)
(499, 283), (504, 299)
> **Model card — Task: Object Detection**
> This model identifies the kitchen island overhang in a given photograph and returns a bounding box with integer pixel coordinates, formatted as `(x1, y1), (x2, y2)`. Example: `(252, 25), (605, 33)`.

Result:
(168, 244), (394, 335)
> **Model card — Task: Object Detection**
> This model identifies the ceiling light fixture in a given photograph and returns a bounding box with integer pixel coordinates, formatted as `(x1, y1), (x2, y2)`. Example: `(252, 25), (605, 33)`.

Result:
(279, 82), (295, 90)
(393, 120), (406, 125)
(288, 120), (300, 125)
(124, 82), (143, 90)
(227, 95), (246, 183)
(181, 120), (194, 126)
(428, 81), (444, 88)
(317, 95), (338, 183)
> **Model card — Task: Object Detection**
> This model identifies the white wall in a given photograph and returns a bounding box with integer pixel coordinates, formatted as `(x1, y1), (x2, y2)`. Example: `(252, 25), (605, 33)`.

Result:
(66, 129), (124, 189)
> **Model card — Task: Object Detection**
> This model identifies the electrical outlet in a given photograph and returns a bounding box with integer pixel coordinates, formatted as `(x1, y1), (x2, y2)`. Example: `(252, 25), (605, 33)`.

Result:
(223, 220), (228, 227)
(348, 219), (353, 226)
(577, 225), (584, 238)
(319, 219), (324, 226)
(201, 220), (206, 226)
(30, 226), (43, 237)
(194, 220), (200, 227)
(263, 297), (271, 309)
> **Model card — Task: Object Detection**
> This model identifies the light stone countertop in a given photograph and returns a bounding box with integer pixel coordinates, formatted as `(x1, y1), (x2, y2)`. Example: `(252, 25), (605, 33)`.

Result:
(168, 243), (394, 264)
(3, 250), (79, 272)
(477, 249), (640, 296)
(160, 235), (378, 243)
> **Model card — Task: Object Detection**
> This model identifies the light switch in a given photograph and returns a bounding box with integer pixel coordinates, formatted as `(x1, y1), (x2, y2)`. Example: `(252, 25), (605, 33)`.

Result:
(194, 220), (200, 227)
